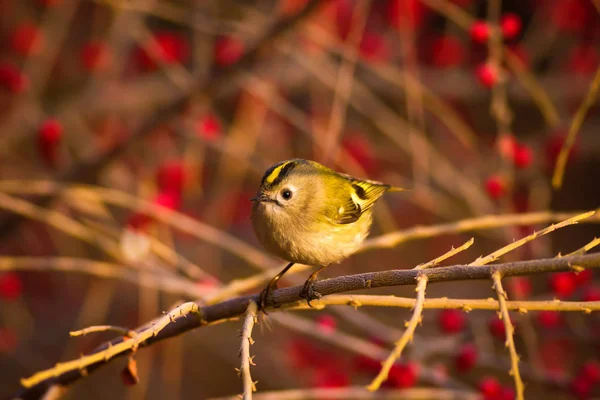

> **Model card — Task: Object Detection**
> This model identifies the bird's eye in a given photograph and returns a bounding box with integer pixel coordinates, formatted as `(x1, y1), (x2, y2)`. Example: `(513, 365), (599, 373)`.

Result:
(281, 188), (293, 200)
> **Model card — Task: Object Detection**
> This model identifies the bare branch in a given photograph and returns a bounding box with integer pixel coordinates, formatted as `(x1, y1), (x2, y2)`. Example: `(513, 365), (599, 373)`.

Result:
(239, 302), (258, 400)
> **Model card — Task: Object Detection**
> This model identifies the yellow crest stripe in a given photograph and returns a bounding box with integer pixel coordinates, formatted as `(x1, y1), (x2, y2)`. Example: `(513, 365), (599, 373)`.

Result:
(265, 161), (292, 185)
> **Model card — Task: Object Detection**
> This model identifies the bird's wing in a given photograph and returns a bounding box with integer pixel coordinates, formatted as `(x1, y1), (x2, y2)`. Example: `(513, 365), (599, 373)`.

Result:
(332, 176), (390, 224)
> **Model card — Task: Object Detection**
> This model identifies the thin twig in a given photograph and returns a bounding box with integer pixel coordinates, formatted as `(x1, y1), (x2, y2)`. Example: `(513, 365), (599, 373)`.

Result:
(367, 275), (428, 391)
(239, 302), (258, 400)
(552, 66), (600, 189)
(70, 325), (136, 338)
(414, 238), (474, 270)
(492, 272), (524, 400)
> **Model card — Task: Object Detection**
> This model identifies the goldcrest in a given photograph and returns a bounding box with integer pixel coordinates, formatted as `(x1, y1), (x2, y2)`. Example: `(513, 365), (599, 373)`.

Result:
(250, 159), (405, 309)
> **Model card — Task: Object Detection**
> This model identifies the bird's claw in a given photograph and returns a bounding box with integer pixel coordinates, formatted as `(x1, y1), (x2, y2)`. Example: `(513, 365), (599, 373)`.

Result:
(299, 279), (322, 307)
(258, 282), (278, 314)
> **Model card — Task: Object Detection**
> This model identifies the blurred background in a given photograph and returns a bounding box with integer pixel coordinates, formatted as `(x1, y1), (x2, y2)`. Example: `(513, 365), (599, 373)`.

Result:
(1, 0), (600, 399)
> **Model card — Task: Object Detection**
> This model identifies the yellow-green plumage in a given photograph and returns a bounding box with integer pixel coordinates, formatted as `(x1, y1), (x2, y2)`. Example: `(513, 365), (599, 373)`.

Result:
(251, 159), (400, 266)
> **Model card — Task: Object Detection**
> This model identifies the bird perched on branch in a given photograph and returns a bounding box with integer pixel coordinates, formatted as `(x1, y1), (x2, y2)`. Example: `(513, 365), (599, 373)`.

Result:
(251, 159), (406, 311)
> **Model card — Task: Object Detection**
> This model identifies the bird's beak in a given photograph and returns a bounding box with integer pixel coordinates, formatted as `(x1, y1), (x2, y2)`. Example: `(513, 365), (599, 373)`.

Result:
(250, 193), (274, 203)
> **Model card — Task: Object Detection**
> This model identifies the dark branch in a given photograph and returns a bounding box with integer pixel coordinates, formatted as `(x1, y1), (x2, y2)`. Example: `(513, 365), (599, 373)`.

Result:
(0, 0), (323, 240)
(10, 252), (600, 400)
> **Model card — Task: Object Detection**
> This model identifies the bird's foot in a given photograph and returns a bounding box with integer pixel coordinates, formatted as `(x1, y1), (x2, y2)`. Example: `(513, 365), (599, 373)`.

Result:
(299, 278), (322, 307)
(258, 281), (278, 314)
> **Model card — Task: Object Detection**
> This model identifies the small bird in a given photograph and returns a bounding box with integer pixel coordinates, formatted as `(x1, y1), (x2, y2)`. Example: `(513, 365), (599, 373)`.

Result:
(250, 159), (405, 310)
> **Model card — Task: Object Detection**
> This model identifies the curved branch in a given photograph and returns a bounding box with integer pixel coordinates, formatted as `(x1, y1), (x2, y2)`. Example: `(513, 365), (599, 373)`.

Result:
(11, 252), (600, 400)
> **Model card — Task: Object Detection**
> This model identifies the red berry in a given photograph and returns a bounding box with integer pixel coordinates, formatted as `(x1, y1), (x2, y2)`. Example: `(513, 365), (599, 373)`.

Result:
(550, 0), (591, 33)
(500, 13), (522, 40)
(156, 161), (186, 194)
(39, 118), (63, 143)
(549, 272), (576, 298)
(10, 22), (44, 56)
(333, 0), (353, 40)
(80, 40), (110, 72)
(136, 32), (189, 71)
(0, 328), (18, 353)
(567, 46), (600, 76)
(513, 145), (533, 169)
(316, 314), (337, 334)
(359, 31), (389, 63)
(497, 134), (518, 159)
(488, 315), (510, 340)
(500, 386), (516, 400)
(455, 343), (478, 372)
(313, 367), (349, 388)
(485, 175), (506, 200)
(581, 361), (600, 383)
(478, 376), (501, 398)
(153, 190), (181, 210)
(387, 0), (427, 30)
(387, 362), (418, 388)
(0, 272), (23, 301)
(537, 311), (562, 329)
(574, 269), (593, 286)
(475, 63), (499, 88)
(430, 34), (464, 68)
(214, 36), (244, 66)
(438, 309), (466, 333)
(582, 286), (600, 301)
(197, 113), (222, 141)
(508, 276), (532, 299)
(0, 63), (29, 93)
(470, 21), (491, 43)
(570, 375), (592, 399)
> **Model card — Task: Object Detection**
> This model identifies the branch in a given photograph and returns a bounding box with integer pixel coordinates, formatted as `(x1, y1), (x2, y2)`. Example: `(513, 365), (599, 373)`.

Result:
(11, 253), (600, 400)
(367, 275), (428, 391)
(492, 272), (524, 400)
(239, 302), (258, 400)
(0, 0), (323, 242)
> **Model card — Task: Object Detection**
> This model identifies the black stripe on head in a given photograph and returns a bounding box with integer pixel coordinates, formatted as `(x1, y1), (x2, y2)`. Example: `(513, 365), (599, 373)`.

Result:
(261, 160), (299, 189)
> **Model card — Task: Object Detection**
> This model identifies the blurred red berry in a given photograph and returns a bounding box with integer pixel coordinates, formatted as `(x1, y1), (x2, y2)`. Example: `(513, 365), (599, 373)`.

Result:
(80, 40), (110, 72)
(455, 344), (478, 372)
(475, 63), (499, 88)
(438, 309), (466, 333)
(489, 315), (511, 340)
(153, 190), (181, 210)
(342, 133), (379, 175)
(0, 272), (23, 301)
(549, 272), (577, 298)
(354, 354), (380, 373)
(0, 328), (18, 353)
(387, 0), (428, 30)
(430, 34), (464, 68)
(197, 113), (222, 141)
(485, 175), (506, 200)
(333, 0), (353, 40)
(10, 22), (44, 56)
(470, 21), (491, 43)
(478, 376), (501, 398)
(497, 134), (518, 159)
(500, 386), (516, 400)
(550, 0), (591, 33)
(316, 314), (337, 335)
(537, 311), (562, 329)
(581, 361), (600, 383)
(359, 31), (389, 63)
(500, 13), (522, 40)
(574, 269), (593, 286)
(570, 374), (592, 400)
(136, 32), (189, 71)
(513, 145), (533, 169)
(583, 286), (600, 301)
(0, 63), (29, 93)
(214, 36), (244, 66)
(509, 276), (532, 299)
(313, 367), (349, 388)
(156, 161), (186, 194)
(545, 133), (579, 171)
(387, 362), (418, 388)
(38, 118), (63, 167)
(567, 46), (600, 76)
